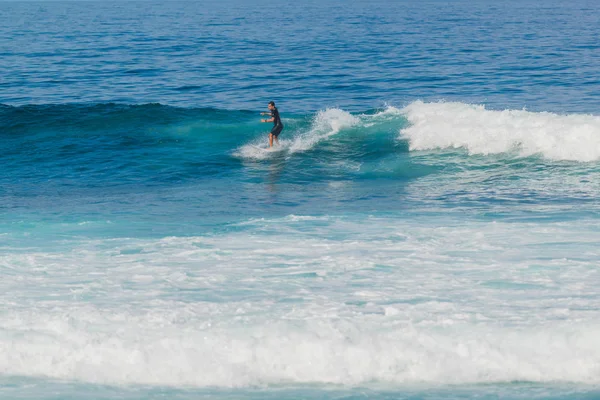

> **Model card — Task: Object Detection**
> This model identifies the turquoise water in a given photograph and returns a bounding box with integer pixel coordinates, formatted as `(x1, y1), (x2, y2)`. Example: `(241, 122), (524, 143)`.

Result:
(2, 1), (600, 399)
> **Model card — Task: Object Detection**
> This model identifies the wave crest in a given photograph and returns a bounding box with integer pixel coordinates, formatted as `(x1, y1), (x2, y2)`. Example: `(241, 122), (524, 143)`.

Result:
(401, 101), (600, 161)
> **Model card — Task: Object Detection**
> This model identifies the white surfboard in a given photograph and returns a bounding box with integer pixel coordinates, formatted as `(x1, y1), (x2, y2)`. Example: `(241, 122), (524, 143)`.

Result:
(250, 144), (280, 152)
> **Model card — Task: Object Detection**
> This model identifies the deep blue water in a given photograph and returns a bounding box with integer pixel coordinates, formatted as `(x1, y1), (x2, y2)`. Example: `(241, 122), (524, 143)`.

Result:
(2, 0), (600, 112)
(2, 1), (600, 399)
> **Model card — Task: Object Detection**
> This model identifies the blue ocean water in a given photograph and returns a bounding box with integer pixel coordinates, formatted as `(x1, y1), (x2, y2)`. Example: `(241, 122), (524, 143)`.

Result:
(2, 1), (600, 399)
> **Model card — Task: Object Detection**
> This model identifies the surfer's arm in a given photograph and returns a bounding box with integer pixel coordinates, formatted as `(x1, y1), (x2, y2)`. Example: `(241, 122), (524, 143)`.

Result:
(261, 117), (274, 123)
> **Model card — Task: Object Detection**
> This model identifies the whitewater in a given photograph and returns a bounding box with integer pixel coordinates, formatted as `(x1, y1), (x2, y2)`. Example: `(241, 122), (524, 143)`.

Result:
(3, 218), (600, 387)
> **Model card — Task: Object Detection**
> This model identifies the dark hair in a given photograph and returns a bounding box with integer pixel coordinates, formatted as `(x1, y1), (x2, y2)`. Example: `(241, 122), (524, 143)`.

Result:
(268, 101), (275, 106)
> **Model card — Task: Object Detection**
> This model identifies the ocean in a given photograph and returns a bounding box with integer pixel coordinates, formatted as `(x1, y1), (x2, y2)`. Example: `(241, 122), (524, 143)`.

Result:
(2, 0), (600, 399)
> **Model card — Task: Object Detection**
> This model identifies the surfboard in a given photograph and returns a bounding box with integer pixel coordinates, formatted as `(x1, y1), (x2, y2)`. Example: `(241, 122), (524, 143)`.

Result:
(250, 144), (279, 152)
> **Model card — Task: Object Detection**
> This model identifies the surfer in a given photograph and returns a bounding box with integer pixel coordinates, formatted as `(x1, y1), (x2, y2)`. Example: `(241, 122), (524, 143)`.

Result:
(260, 101), (283, 148)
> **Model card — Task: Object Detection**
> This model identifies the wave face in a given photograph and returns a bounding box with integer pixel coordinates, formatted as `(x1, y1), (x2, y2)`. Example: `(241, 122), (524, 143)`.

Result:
(1, 103), (416, 224)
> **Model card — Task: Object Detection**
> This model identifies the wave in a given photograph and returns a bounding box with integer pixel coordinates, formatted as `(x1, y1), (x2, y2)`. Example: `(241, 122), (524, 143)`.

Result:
(1, 102), (416, 190)
(3, 307), (600, 387)
(401, 101), (600, 162)
(4, 101), (600, 167)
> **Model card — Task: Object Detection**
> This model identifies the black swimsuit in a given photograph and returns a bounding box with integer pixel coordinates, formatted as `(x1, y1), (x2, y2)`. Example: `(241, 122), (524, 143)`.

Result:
(270, 107), (283, 137)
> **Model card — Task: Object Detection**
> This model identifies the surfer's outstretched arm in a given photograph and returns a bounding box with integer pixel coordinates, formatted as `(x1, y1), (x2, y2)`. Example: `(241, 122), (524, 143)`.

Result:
(261, 117), (274, 123)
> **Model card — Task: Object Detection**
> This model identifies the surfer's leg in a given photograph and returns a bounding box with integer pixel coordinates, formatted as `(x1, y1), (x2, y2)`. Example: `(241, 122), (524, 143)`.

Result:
(272, 126), (282, 146)
(269, 133), (274, 147)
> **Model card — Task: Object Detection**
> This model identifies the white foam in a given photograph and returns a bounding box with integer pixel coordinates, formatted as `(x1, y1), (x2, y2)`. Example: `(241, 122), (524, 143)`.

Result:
(2, 307), (600, 387)
(3, 217), (600, 387)
(401, 101), (600, 161)
(362, 105), (405, 120)
(287, 108), (360, 153)
(234, 141), (284, 160)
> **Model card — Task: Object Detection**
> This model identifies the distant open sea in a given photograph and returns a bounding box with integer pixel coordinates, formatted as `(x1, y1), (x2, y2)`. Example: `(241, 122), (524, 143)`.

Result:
(2, 0), (600, 399)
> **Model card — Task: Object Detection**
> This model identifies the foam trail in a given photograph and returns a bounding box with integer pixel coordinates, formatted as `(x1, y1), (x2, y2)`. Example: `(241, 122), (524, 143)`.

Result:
(401, 101), (600, 161)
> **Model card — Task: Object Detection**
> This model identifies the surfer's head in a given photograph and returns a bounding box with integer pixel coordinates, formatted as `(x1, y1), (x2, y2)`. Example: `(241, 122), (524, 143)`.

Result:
(268, 101), (275, 110)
